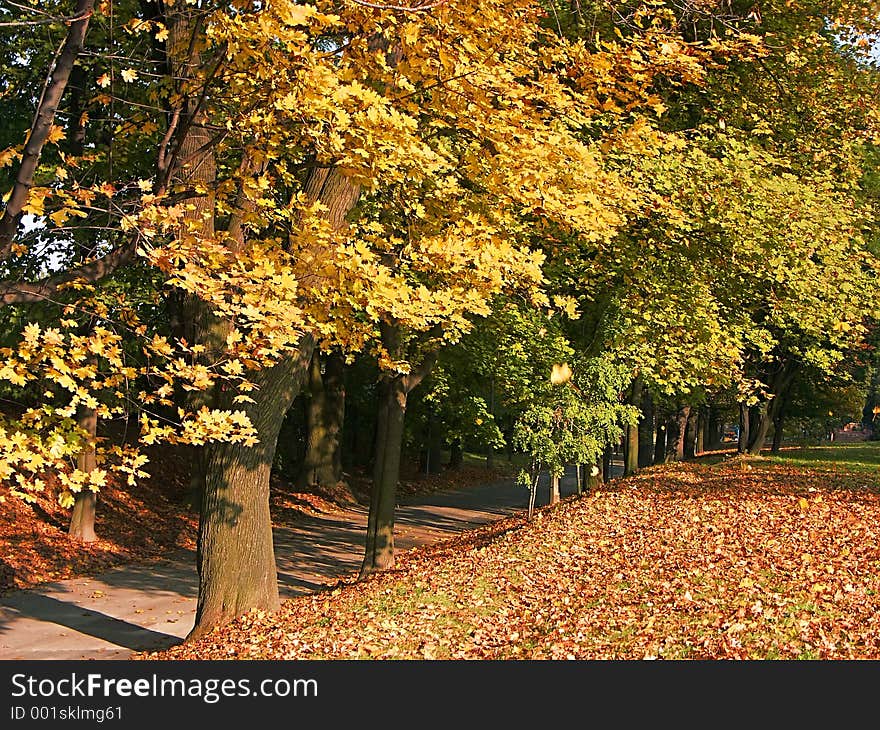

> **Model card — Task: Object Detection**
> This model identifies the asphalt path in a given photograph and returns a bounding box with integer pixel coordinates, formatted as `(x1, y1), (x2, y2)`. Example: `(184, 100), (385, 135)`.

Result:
(0, 462), (619, 660)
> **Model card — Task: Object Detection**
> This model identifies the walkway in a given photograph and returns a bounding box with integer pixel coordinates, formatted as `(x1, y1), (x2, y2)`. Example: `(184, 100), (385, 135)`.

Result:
(0, 464), (610, 659)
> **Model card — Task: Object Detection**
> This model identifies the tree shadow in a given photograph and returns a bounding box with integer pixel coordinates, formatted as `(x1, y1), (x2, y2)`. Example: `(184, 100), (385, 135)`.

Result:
(0, 593), (181, 655)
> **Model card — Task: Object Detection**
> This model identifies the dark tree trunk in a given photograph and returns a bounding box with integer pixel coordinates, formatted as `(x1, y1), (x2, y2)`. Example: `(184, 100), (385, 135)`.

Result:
(748, 362), (798, 456)
(360, 325), (437, 578)
(738, 402), (750, 454)
(68, 403), (98, 543)
(448, 439), (463, 470)
(696, 407), (706, 456)
(419, 411), (444, 475)
(361, 376), (406, 577)
(587, 461), (602, 491)
(624, 377), (643, 476)
(602, 445), (613, 482)
(771, 405), (786, 453)
(638, 391), (655, 467)
(298, 351), (346, 488)
(654, 413), (668, 465)
(707, 406), (722, 450)
(684, 407), (698, 460)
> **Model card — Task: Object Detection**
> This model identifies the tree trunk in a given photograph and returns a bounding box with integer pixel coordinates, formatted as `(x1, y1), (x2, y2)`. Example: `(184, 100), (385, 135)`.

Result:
(549, 473), (560, 505)
(360, 326), (437, 578)
(360, 376), (406, 577)
(587, 461), (602, 491)
(674, 405), (691, 461)
(68, 403), (98, 543)
(298, 351), (345, 488)
(684, 407), (698, 460)
(738, 402), (750, 454)
(707, 406), (721, 450)
(696, 407), (706, 456)
(654, 413), (667, 465)
(624, 377), (643, 476)
(190, 347), (313, 640)
(746, 404), (771, 455)
(638, 391), (655, 467)
(448, 439), (463, 469)
(771, 411), (785, 453)
(602, 445), (613, 482)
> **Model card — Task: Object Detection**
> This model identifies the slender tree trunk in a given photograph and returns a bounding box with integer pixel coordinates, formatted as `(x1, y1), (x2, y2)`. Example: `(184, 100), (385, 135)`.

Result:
(638, 391), (655, 467)
(746, 404), (771, 455)
(602, 445), (613, 482)
(68, 403), (98, 543)
(674, 405), (691, 461)
(684, 407), (698, 460)
(360, 376), (406, 577)
(360, 326), (437, 578)
(696, 407), (706, 456)
(624, 377), (643, 476)
(654, 413), (667, 465)
(549, 473), (560, 505)
(448, 439), (463, 470)
(738, 402), (750, 454)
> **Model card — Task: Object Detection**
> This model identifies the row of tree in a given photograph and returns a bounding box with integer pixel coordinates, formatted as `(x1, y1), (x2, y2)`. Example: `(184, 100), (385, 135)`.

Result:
(0, 0), (878, 639)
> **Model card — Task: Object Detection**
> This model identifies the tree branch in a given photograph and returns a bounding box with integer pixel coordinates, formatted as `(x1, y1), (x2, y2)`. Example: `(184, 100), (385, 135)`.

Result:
(0, 0), (96, 259)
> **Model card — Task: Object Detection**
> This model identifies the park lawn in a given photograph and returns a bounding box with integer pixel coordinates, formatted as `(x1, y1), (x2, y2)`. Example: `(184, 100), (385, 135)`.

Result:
(766, 441), (880, 473)
(147, 451), (880, 660)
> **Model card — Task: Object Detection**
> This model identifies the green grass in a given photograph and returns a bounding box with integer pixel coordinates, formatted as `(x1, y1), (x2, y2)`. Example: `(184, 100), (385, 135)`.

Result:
(766, 441), (880, 472)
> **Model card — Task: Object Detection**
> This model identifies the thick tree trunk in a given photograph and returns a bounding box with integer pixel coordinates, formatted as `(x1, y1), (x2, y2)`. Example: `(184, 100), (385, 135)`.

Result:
(298, 351), (345, 488)
(68, 404), (98, 543)
(189, 347), (313, 640)
(586, 461), (602, 491)
(771, 409), (785, 453)
(638, 391), (655, 467)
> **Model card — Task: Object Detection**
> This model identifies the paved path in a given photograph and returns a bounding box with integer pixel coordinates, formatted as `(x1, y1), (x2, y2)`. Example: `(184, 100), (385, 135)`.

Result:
(0, 463), (616, 660)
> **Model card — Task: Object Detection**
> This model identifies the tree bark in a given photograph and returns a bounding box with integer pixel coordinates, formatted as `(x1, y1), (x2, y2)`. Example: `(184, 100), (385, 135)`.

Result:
(707, 406), (722, 450)
(360, 326), (436, 578)
(624, 377), (643, 476)
(190, 347), (313, 640)
(68, 403), (98, 543)
(448, 438), (463, 470)
(654, 413), (667, 465)
(684, 407), (698, 460)
(674, 405), (691, 461)
(738, 402), (750, 454)
(0, 0), (96, 256)
(695, 406), (706, 456)
(298, 351), (345, 488)
(549, 473), (560, 505)
(602, 445), (613, 482)
(638, 391), (655, 468)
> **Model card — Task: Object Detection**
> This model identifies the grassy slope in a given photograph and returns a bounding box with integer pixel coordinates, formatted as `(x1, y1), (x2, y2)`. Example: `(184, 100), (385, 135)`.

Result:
(147, 443), (880, 660)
